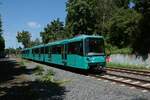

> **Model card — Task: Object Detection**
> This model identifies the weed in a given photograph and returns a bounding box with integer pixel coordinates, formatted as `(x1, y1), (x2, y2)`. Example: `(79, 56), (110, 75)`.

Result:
(34, 65), (44, 75)
(38, 70), (55, 83)
(18, 61), (27, 69)
(18, 61), (25, 66)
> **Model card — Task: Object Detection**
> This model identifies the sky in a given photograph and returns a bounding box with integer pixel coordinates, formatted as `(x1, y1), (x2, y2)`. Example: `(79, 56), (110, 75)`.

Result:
(0, 0), (67, 48)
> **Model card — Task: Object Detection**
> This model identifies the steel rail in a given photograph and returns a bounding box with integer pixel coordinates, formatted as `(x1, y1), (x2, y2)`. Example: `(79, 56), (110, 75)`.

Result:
(107, 67), (150, 73)
(107, 68), (150, 77)
(106, 73), (150, 83)
(89, 74), (150, 91)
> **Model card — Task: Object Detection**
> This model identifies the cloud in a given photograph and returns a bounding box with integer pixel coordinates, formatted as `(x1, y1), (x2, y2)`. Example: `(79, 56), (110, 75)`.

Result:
(27, 21), (41, 29)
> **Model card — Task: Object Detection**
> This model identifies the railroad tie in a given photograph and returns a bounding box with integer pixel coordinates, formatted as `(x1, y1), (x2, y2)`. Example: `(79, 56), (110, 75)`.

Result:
(122, 79), (132, 82)
(115, 78), (124, 81)
(109, 76), (117, 79)
(142, 83), (150, 87)
(132, 81), (140, 84)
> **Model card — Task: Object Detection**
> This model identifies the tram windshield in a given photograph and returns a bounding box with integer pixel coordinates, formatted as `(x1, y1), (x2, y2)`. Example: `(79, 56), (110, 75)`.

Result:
(85, 38), (105, 56)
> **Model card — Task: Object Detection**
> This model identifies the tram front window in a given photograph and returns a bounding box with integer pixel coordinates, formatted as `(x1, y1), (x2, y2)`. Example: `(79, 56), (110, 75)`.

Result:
(85, 38), (104, 56)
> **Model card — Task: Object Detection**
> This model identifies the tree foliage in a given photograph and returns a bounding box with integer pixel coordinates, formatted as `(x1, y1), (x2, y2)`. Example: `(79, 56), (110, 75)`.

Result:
(114, 0), (129, 8)
(0, 15), (5, 52)
(31, 38), (41, 46)
(133, 0), (150, 54)
(95, 0), (116, 35)
(66, 0), (97, 36)
(0, 15), (2, 35)
(16, 30), (31, 48)
(40, 18), (65, 44)
(0, 35), (5, 52)
(105, 8), (141, 48)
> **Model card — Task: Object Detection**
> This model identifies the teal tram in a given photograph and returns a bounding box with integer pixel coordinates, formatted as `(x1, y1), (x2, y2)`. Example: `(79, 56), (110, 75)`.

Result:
(21, 35), (106, 72)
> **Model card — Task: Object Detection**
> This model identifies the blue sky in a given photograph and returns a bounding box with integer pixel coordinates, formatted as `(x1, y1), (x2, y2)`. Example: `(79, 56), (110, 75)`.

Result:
(0, 0), (67, 48)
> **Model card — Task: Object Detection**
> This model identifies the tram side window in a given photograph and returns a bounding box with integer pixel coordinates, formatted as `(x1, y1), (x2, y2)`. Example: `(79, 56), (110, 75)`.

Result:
(26, 50), (28, 54)
(32, 49), (35, 55)
(31, 49), (34, 54)
(45, 46), (49, 54)
(22, 51), (24, 54)
(41, 47), (44, 54)
(57, 46), (61, 54)
(68, 41), (83, 56)
(25, 50), (27, 54)
(51, 45), (61, 54)
(35, 48), (39, 54)
(27, 50), (29, 54)
(51, 46), (56, 54)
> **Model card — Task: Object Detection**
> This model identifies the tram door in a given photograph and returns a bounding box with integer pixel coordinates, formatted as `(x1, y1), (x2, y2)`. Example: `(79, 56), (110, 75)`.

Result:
(62, 44), (67, 66)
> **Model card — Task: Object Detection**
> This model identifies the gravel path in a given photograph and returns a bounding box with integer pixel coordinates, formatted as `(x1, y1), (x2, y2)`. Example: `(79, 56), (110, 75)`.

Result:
(29, 60), (150, 100)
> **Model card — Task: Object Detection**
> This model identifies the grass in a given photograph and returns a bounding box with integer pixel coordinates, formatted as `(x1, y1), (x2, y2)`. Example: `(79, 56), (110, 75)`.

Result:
(36, 68), (71, 85)
(18, 60), (26, 69)
(17, 61), (72, 85)
(34, 66), (55, 83)
(18, 61), (25, 66)
(33, 65), (45, 75)
(107, 62), (150, 71)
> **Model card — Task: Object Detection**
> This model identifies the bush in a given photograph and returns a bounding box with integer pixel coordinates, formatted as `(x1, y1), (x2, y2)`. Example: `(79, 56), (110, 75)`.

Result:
(105, 43), (132, 55)
(111, 47), (133, 54)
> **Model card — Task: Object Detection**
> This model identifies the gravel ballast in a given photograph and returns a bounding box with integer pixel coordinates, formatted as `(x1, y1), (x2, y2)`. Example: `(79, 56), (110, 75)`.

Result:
(29, 60), (150, 100)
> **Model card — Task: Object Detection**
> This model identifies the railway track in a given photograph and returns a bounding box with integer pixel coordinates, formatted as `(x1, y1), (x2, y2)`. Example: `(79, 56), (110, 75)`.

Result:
(88, 67), (150, 91)
(25, 58), (150, 91)
(89, 73), (150, 91)
(106, 67), (150, 77)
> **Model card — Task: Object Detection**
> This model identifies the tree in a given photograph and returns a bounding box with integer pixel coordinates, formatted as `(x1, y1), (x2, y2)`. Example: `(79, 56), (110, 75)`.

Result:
(105, 8), (141, 48)
(114, 0), (129, 8)
(0, 15), (2, 35)
(133, 0), (150, 54)
(31, 38), (41, 46)
(50, 19), (65, 40)
(66, 0), (97, 36)
(95, 0), (116, 35)
(0, 35), (5, 52)
(16, 30), (31, 48)
(0, 15), (5, 52)
(40, 18), (65, 44)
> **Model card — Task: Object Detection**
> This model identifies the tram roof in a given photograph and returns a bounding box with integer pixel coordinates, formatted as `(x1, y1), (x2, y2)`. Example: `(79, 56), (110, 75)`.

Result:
(68, 35), (103, 42)
(22, 35), (104, 50)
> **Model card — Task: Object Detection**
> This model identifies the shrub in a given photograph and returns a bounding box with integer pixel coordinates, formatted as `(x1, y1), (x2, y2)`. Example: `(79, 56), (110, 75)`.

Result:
(105, 43), (132, 55)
